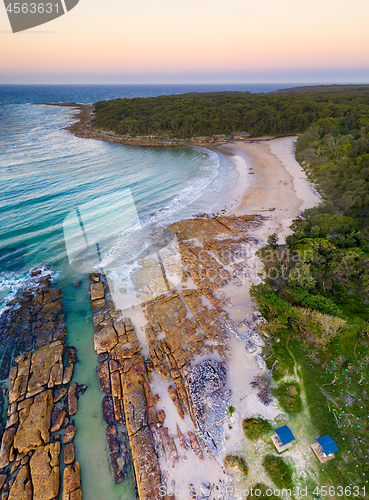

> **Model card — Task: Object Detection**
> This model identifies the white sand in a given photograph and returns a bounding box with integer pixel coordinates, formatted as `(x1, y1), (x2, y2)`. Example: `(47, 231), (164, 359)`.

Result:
(221, 136), (321, 244)
(269, 137), (321, 212)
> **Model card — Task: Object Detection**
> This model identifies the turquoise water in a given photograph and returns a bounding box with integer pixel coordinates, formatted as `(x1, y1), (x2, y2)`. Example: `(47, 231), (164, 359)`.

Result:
(0, 84), (300, 499)
(0, 92), (224, 500)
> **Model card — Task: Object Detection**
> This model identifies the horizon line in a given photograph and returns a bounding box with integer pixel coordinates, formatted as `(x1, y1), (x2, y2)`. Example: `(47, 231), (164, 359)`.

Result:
(1, 81), (369, 86)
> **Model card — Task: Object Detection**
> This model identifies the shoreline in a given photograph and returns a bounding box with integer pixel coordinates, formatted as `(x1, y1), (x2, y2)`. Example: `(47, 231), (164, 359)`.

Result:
(34, 102), (276, 148)
(35, 101), (320, 243)
(211, 137), (321, 244)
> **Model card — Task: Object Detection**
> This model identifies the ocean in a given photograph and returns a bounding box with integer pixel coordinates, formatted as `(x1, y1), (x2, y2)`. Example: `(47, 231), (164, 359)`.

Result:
(0, 83), (298, 499)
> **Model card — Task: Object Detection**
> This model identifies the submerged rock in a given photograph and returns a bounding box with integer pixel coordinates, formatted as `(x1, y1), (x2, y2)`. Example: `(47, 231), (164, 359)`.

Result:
(63, 425), (77, 445)
(64, 443), (75, 465)
(102, 395), (115, 424)
(107, 425), (125, 484)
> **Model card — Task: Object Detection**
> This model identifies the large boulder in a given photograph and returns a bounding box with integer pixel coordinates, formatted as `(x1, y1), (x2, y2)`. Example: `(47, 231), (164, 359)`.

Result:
(90, 282), (105, 301)
(0, 426), (16, 469)
(14, 390), (53, 454)
(68, 383), (78, 416)
(63, 425), (77, 445)
(64, 443), (75, 465)
(29, 443), (60, 500)
(8, 464), (32, 500)
(94, 327), (118, 354)
(62, 462), (81, 500)
(28, 342), (64, 392)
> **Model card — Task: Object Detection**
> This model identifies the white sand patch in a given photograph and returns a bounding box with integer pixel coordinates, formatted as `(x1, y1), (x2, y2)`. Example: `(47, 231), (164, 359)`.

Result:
(269, 137), (321, 212)
(151, 370), (194, 435)
(164, 452), (231, 500)
(223, 154), (253, 215)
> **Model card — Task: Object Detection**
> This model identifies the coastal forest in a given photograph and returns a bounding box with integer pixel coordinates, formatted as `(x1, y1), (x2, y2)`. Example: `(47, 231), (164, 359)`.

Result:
(249, 87), (369, 490)
(92, 85), (369, 139)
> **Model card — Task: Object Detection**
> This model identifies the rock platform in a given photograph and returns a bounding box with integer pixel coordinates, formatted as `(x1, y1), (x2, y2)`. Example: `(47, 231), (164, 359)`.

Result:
(0, 269), (84, 499)
(89, 214), (266, 500)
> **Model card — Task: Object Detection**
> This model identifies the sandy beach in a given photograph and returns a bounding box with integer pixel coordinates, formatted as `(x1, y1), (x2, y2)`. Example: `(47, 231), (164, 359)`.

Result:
(220, 136), (321, 243)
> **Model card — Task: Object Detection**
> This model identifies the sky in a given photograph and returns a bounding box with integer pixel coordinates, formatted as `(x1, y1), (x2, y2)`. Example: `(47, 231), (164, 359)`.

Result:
(1, 0), (369, 84)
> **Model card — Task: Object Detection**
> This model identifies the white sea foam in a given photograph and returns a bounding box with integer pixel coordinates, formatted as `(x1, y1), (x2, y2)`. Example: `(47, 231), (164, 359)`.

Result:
(98, 149), (223, 269)
(0, 266), (58, 318)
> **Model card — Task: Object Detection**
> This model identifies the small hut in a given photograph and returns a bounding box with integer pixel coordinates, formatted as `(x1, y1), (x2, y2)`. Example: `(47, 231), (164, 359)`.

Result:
(271, 425), (295, 452)
(311, 435), (338, 463)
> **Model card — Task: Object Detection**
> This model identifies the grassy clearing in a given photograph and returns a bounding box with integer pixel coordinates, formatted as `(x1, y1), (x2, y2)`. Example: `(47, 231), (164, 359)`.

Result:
(260, 322), (369, 496)
(262, 454), (294, 490)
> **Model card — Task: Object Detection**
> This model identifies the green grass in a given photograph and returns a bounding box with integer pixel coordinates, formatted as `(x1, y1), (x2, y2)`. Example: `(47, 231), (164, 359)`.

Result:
(261, 454), (293, 490)
(273, 382), (302, 413)
(280, 329), (369, 491)
(242, 417), (272, 441)
(247, 483), (281, 499)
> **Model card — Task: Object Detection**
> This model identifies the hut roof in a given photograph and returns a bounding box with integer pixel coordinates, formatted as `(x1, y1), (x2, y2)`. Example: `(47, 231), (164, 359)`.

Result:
(274, 425), (295, 445)
(317, 435), (338, 455)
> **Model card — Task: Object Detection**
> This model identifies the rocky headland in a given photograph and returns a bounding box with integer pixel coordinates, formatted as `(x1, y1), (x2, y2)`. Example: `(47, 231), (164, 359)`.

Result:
(34, 103), (274, 148)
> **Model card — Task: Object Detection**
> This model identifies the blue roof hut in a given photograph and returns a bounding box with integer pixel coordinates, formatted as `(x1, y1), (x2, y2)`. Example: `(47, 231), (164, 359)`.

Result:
(311, 435), (338, 463)
(271, 425), (295, 452)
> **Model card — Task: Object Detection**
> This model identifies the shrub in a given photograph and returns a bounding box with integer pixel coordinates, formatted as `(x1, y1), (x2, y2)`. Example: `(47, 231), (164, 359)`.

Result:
(225, 455), (248, 476)
(273, 383), (302, 413)
(267, 233), (279, 248)
(242, 417), (272, 440)
(228, 405), (236, 416)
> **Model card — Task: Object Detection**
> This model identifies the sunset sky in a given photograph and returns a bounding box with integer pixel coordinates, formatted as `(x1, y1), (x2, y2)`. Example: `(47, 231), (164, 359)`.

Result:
(1, 0), (369, 83)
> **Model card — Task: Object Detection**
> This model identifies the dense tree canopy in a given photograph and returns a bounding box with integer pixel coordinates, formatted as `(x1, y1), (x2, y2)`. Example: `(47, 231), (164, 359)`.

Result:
(249, 86), (369, 490)
(92, 85), (369, 139)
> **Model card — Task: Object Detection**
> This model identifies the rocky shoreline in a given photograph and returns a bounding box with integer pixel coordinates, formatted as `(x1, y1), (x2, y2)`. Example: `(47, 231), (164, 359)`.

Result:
(85, 214), (269, 499)
(0, 268), (84, 499)
(34, 103), (275, 148)
(0, 213), (271, 500)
